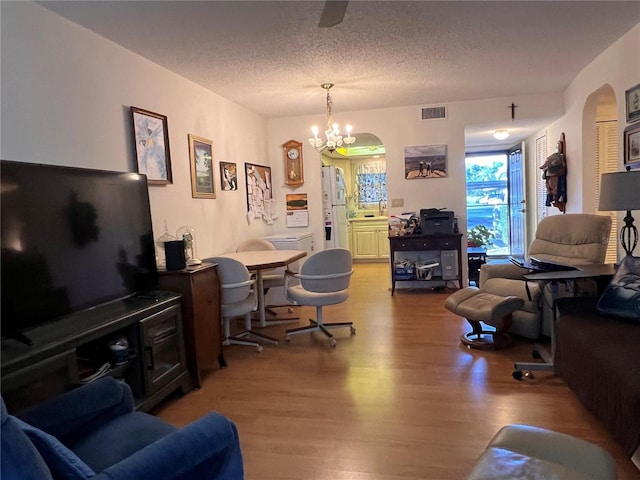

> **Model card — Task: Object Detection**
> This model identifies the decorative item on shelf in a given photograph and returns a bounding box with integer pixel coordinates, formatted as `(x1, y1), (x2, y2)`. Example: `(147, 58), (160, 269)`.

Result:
(308, 83), (355, 152)
(283, 140), (304, 187)
(155, 221), (177, 268)
(467, 225), (495, 248)
(176, 225), (202, 266)
(598, 167), (640, 255)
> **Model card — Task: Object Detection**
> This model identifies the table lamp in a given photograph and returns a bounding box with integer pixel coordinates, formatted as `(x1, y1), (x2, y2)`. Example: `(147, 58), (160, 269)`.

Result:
(598, 167), (640, 255)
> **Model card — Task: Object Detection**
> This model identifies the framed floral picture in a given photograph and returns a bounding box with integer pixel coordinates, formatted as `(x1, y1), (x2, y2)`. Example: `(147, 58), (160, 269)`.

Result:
(131, 107), (172, 185)
(188, 134), (215, 199)
(624, 123), (640, 167)
(220, 161), (238, 191)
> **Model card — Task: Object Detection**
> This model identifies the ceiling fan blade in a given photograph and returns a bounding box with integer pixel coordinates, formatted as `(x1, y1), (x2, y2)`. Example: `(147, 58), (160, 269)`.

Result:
(319, 0), (349, 28)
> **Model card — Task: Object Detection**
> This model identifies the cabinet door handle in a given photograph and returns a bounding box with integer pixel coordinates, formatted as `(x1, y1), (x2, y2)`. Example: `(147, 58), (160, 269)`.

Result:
(145, 346), (155, 371)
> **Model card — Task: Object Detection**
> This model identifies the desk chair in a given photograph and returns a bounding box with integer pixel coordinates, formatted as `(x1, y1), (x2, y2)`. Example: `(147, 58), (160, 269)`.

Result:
(206, 256), (277, 352)
(284, 248), (355, 348)
(236, 238), (299, 325)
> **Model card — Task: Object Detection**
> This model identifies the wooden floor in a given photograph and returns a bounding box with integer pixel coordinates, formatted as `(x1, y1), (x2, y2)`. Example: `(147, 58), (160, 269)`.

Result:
(154, 263), (640, 479)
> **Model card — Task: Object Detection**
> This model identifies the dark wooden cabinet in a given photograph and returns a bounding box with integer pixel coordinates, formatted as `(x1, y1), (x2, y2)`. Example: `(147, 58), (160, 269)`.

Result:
(1, 292), (191, 413)
(158, 262), (223, 388)
(388, 233), (463, 295)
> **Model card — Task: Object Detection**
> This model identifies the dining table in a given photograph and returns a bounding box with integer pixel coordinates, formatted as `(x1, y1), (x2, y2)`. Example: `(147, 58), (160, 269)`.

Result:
(220, 249), (307, 328)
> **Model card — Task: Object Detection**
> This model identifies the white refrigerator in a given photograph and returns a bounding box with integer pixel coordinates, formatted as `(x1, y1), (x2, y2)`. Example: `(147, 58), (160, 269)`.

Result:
(321, 165), (349, 249)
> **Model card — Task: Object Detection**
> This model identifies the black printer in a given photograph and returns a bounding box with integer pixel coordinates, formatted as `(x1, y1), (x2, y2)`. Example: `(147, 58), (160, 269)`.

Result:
(420, 209), (455, 235)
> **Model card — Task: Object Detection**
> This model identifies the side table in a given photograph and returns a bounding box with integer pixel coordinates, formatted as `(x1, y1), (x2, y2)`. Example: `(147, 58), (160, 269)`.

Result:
(158, 262), (224, 388)
(467, 247), (487, 286)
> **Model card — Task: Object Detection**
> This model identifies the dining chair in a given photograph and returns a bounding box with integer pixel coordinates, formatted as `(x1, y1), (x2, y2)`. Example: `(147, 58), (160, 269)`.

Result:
(236, 238), (299, 325)
(205, 256), (277, 352)
(284, 248), (355, 348)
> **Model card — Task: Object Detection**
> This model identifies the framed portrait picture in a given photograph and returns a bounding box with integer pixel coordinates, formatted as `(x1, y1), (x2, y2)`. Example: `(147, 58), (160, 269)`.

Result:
(131, 107), (172, 185)
(220, 161), (238, 191)
(624, 123), (640, 167)
(245, 162), (275, 223)
(403, 144), (447, 179)
(625, 83), (640, 124)
(188, 134), (215, 199)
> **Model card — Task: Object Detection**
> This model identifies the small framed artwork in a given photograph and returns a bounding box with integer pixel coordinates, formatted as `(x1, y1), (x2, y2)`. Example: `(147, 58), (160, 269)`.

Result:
(220, 161), (238, 191)
(188, 134), (215, 199)
(624, 123), (640, 167)
(131, 107), (172, 185)
(404, 144), (447, 179)
(625, 83), (640, 124)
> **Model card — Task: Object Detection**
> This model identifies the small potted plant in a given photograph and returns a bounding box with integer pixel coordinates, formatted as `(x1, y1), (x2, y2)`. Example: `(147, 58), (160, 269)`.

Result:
(467, 225), (495, 249)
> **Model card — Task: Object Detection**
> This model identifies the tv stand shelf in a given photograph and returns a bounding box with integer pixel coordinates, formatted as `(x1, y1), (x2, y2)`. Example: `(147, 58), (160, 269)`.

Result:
(1, 291), (192, 413)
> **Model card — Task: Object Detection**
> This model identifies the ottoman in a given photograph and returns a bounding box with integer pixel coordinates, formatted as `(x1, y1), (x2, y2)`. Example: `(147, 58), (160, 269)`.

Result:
(445, 287), (524, 349)
(466, 424), (616, 480)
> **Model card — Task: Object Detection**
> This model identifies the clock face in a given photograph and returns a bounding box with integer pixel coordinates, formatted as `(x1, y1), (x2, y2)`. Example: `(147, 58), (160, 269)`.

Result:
(287, 148), (299, 160)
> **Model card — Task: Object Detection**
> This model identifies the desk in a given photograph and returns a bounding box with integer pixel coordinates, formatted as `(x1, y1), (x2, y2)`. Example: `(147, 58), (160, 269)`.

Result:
(220, 250), (306, 328)
(513, 263), (616, 379)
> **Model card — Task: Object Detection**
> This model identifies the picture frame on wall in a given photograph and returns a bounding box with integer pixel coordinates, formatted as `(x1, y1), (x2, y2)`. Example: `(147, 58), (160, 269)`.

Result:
(188, 134), (215, 199)
(220, 161), (238, 191)
(625, 82), (640, 124)
(403, 144), (447, 179)
(131, 107), (172, 185)
(624, 123), (640, 167)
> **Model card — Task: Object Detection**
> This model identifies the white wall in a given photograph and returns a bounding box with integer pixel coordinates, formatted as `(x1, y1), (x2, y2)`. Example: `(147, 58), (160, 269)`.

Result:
(0, 1), (276, 258)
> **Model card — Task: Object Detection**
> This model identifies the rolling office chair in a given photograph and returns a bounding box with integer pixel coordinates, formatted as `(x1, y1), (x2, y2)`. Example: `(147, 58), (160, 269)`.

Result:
(284, 248), (355, 348)
(206, 256), (277, 352)
(236, 238), (299, 325)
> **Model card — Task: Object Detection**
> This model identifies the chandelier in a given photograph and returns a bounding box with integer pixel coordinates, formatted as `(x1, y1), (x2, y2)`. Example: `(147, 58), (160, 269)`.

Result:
(308, 83), (355, 152)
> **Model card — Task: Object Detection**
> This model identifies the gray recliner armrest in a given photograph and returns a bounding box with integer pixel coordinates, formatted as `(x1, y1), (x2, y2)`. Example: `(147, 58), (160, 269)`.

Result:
(479, 263), (529, 284)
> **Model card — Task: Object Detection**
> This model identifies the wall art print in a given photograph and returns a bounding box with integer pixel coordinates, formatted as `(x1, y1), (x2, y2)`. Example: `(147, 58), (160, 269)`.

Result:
(188, 134), (215, 199)
(624, 123), (640, 167)
(404, 144), (447, 179)
(131, 107), (172, 185)
(220, 161), (238, 191)
(625, 82), (640, 124)
(245, 162), (276, 225)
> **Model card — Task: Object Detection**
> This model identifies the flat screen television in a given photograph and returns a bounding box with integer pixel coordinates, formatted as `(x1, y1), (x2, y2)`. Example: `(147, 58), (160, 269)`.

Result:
(1, 160), (159, 342)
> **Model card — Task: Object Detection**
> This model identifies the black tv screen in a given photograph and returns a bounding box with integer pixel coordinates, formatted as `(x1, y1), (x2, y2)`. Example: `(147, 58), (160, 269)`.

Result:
(1, 160), (159, 339)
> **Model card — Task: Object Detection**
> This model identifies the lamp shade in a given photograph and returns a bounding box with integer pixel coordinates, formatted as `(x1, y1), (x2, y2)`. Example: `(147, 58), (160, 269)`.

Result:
(598, 170), (640, 212)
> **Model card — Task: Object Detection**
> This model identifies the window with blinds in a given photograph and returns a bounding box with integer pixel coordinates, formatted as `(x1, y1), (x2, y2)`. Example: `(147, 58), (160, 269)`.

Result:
(535, 134), (548, 223)
(595, 120), (619, 263)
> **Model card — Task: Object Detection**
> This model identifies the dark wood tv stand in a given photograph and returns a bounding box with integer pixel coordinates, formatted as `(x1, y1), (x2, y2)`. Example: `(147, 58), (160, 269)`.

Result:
(1, 291), (192, 413)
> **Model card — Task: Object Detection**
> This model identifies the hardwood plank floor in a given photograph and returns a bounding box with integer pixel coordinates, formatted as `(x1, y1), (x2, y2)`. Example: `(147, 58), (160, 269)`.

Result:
(154, 263), (640, 479)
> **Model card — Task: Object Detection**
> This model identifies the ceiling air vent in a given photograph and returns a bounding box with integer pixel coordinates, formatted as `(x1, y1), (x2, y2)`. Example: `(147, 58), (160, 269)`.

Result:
(421, 106), (447, 120)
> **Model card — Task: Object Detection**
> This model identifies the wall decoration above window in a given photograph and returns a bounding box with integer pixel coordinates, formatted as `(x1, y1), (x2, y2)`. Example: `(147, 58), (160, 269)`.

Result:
(131, 107), (172, 185)
(404, 144), (447, 179)
(625, 82), (640, 124)
(220, 161), (238, 191)
(188, 134), (215, 199)
(245, 162), (276, 224)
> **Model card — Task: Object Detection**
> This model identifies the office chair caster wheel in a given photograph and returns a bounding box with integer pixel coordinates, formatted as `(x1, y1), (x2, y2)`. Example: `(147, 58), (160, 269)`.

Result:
(329, 338), (337, 348)
(532, 350), (542, 359)
(350, 326), (356, 335)
(256, 345), (264, 353)
(513, 370), (524, 380)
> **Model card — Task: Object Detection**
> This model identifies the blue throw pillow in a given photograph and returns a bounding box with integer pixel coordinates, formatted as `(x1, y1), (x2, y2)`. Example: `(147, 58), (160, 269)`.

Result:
(597, 254), (640, 320)
(15, 418), (94, 480)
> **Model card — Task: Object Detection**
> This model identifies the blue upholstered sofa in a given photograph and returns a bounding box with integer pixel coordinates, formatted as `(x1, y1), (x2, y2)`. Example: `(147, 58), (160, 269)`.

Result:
(1, 377), (244, 480)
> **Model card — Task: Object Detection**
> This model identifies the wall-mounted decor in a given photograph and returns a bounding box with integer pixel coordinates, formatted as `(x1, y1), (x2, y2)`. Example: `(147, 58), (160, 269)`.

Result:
(624, 123), (640, 167)
(188, 134), (215, 199)
(625, 82), (640, 124)
(404, 144), (447, 179)
(131, 107), (172, 185)
(282, 139), (304, 187)
(220, 161), (238, 191)
(285, 193), (309, 227)
(245, 163), (276, 224)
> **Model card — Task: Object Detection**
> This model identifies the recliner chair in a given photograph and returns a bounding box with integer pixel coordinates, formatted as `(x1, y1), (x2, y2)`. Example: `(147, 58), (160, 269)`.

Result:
(1, 377), (244, 480)
(479, 213), (611, 338)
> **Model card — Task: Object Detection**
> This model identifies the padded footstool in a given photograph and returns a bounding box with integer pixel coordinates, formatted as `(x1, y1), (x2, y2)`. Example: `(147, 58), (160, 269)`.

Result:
(445, 287), (524, 350)
(466, 424), (617, 480)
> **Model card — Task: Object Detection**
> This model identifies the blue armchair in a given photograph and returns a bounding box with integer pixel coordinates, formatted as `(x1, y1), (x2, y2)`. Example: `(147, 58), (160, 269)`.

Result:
(1, 377), (244, 480)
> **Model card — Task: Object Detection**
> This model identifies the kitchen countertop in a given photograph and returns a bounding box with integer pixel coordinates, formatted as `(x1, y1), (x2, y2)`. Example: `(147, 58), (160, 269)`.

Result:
(349, 216), (388, 222)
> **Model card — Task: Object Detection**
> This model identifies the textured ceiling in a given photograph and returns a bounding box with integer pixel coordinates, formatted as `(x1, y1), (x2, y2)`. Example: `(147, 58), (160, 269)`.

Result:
(39, 1), (640, 147)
